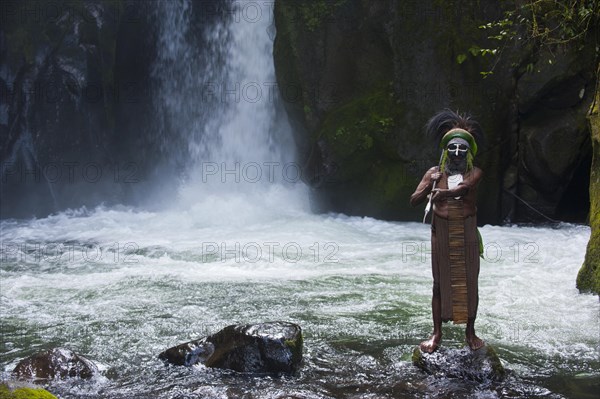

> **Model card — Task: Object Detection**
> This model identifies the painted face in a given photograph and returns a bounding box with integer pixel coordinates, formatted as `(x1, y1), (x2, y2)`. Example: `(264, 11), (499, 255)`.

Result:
(446, 138), (470, 158)
(447, 143), (469, 157)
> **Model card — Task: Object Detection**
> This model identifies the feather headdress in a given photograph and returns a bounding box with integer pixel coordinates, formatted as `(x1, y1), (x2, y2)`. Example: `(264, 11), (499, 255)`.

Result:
(425, 109), (484, 172)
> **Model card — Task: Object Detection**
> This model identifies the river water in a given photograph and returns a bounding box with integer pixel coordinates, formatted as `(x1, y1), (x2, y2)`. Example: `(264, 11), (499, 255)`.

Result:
(0, 205), (598, 398)
(1, 0), (599, 398)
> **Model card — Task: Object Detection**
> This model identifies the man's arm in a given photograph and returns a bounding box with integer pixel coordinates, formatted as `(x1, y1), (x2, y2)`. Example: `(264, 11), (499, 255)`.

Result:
(431, 167), (483, 201)
(410, 167), (439, 207)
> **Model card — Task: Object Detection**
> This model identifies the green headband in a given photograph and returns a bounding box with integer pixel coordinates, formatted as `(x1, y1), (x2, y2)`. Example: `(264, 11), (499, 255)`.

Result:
(440, 128), (478, 156)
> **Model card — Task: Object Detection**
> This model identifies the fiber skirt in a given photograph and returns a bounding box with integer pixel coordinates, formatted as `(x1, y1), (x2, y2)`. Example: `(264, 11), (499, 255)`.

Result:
(431, 214), (480, 322)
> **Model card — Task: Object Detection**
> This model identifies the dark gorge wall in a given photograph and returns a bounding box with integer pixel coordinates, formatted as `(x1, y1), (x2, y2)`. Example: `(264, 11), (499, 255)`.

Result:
(274, 0), (598, 224)
(0, 0), (225, 218)
(1, 1), (154, 218)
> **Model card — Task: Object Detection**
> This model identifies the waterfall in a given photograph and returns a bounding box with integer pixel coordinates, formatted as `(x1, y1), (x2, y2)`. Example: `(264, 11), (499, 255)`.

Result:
(151, 0), (302, 215)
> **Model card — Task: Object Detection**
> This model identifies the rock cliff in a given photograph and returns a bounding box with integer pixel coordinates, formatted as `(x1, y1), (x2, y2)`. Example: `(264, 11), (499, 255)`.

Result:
(273, 0), (598, 224)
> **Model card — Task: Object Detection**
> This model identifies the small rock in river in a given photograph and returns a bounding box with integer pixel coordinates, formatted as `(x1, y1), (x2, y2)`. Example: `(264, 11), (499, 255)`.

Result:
(412, 345), (505, 382)
(159, 321), (303, 374)
(13, 347), (98, 380)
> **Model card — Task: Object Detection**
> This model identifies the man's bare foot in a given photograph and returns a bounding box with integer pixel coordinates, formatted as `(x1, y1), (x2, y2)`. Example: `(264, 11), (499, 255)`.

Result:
(466, 334), (485, 351)
(419, 334), (442, 353)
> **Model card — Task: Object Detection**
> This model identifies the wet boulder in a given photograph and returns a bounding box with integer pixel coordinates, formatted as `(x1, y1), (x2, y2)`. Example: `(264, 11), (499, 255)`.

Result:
(159, 322), (303, 374)
(412, 345), (505, 382)
(13, 348), (98, 381)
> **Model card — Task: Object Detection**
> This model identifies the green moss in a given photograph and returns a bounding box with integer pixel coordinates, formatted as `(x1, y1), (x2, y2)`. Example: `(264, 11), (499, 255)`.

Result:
(299, 1), (329, 31)
(314, 89), (423, 217)
(485, 345), (505, 379)
(0, 384), (10, 399)
(12, 388), (58, 399)
(284, 332), (304, 362)
(577, 83), (600, 294)
(0, 384), (57, 399)
(411, 347), (425, 369)
(298, 0), (348, 31)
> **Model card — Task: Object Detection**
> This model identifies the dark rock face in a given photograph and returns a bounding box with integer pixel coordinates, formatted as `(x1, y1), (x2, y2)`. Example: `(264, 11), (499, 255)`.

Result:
(13, 348), (98, 380)
(273, 0), (597, 224)
(1, 1), (131, 218)
(159, 322), (303, 374)
(412, 346), (505, 382)
(0, 0), (225, 218)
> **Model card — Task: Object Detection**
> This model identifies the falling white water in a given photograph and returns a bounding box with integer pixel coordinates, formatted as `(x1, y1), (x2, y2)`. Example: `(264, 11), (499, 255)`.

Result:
(151, 0), (304, 216)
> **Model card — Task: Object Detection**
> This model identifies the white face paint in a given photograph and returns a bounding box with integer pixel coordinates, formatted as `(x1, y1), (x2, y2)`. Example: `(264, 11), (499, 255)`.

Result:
(448, 143), (468, 156)
(446, 138), (470, 158)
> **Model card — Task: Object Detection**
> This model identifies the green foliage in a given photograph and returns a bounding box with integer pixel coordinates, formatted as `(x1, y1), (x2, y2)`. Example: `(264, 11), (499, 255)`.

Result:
(456, 53), (468, 64)
(461, 0), (599, 76)
(520, 0), (598, 45)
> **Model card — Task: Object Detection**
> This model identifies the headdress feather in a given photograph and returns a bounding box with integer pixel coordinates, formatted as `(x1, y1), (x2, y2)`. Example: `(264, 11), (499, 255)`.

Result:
(425, 109), (484, 152)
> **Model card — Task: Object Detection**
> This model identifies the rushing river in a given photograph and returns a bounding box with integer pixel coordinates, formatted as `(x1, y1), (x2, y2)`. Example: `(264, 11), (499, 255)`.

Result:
(0, 200), (598, 398)
(1, 0), (599, 397)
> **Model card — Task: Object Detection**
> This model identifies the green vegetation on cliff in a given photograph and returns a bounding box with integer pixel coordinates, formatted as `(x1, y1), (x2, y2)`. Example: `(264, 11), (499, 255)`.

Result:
(316, 89), (421, 217)
(298, 0), (348, 31)
(577, 80), (600, 294)
(465, 0), (598, 76)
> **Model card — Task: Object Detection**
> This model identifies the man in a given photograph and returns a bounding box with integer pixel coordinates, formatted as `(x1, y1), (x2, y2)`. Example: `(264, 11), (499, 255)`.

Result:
(410, 110), (484, 353)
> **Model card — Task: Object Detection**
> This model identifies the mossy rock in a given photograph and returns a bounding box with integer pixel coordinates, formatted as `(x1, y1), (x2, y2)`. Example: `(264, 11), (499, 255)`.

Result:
(0, 384), (57, 399)
(577, 82), (600, 294)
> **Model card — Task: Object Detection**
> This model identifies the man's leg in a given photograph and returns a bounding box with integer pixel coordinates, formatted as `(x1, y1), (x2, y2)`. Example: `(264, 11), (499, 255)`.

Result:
(420, 284), (443, 353)
(466, 317), (484, 350)
(465, 218), (484, 350)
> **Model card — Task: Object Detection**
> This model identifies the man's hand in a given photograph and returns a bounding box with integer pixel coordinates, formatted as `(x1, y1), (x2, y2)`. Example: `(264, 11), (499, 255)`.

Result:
(430, 188), (448, 203)
(430, 172), (442, 184)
